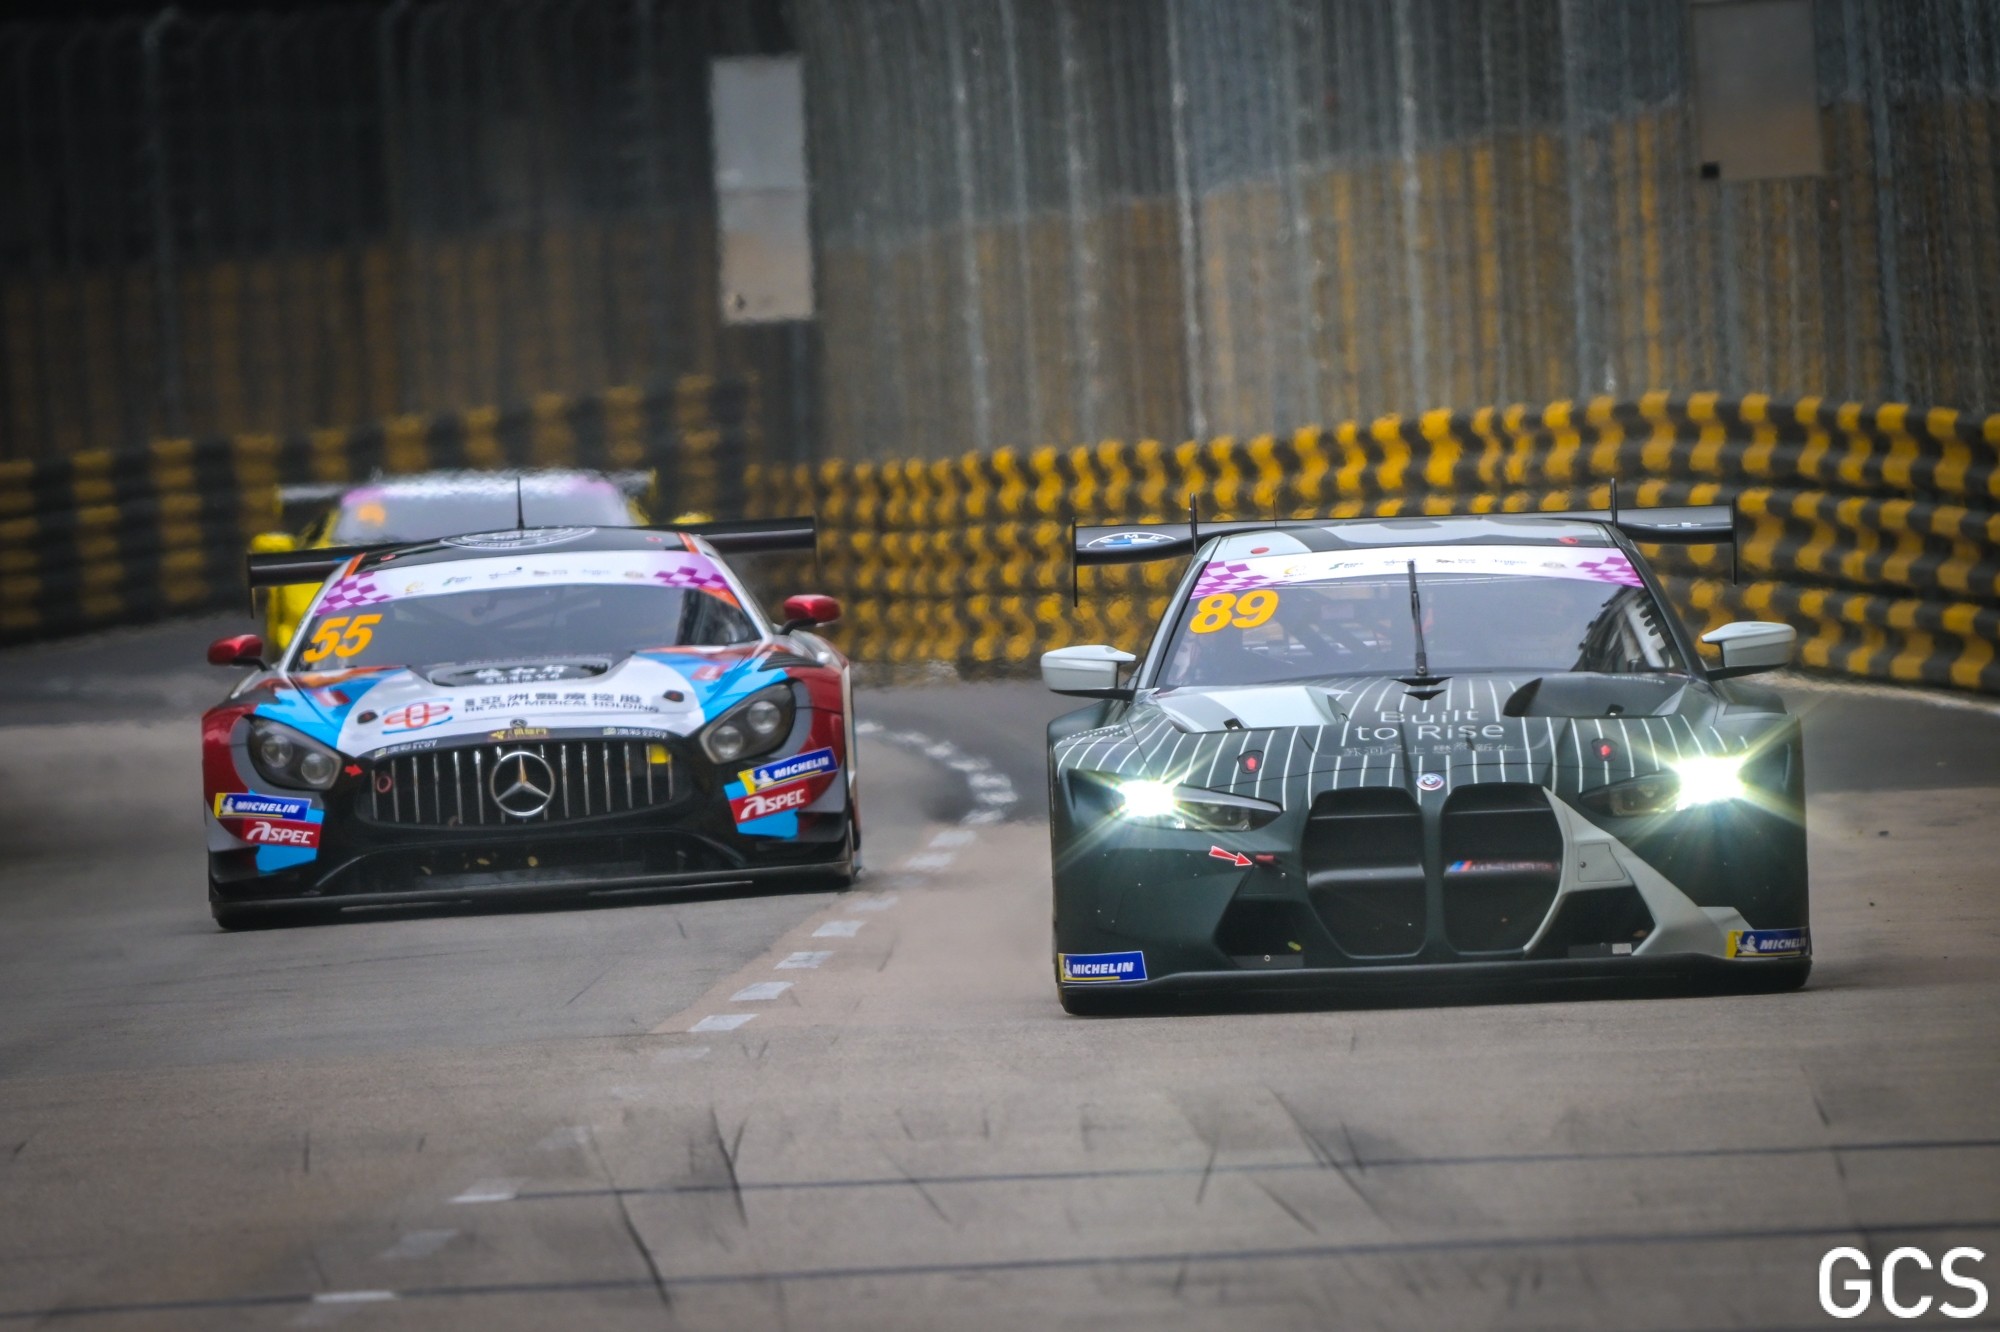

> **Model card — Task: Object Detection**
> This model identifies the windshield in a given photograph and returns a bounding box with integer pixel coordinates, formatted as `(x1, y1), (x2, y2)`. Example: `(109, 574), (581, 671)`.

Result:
(1156, 545), (1684, 689)
(290, 583), (756, 671)
(329, 484), (633, 544)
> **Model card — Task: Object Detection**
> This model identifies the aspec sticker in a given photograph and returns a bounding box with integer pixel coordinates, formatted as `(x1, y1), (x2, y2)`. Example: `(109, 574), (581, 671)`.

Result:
(233, 817), (321, 848)
(1727, 927), (1810, 959)
(214, 792), (312, 821)
(729, 779), (820, 824)
(739, 746), (837, 794)
(1059, 951), (1149, 984)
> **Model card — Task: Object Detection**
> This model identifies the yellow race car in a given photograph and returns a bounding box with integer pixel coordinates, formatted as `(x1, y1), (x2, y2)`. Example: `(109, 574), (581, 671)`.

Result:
(252, 470), (655, 649)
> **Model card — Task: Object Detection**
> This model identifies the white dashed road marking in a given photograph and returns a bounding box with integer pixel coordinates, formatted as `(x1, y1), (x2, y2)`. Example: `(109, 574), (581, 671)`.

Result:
(312, 1291), (397, 1304)
(777, 950), (833, 969)
(376, 1230), (457, 1261)
(929, 829), (976, 848)
(813, 920), (865, 938)
(902, 852), (956, 871)
(848, 893), (899, 912)
(690, 1013), (757, 1033)
(730, 980), (793, 1002)
(449, 1180), (522, 1205)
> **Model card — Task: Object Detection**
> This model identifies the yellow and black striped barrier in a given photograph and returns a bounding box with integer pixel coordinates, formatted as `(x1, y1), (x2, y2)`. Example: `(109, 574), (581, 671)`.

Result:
(0, 377), (754, 646)
(745, 394), (2000, 695)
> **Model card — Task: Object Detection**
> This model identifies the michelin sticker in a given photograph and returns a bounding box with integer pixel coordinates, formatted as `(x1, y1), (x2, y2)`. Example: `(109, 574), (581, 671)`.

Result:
(1726, 927), (1810, 959)
(739, 746), (837, 794)
(1059, 951), (1149, 984)
(215, 792), (313, 821)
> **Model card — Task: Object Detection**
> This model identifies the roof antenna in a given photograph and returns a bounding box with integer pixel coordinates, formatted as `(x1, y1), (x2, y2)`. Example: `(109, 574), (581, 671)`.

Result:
(1069, 516), (1080, 608)
(1187, 493), (1200, 544)
(514, 475), (526, 530)
(1608, 477), (1619, 525)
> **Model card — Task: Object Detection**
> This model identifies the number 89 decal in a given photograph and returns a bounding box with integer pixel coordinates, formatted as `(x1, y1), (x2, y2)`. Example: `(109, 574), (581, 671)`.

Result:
(1188, 590), (1279, 634)
(301, 613), (382, 664)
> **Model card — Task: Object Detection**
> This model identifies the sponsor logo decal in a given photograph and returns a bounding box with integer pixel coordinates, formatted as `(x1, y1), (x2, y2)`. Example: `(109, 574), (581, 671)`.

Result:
(1727, 927), (1810, 959)
(729, 779), (818, 824)
(460, 690), (656, 716)
(1086, 529), (1175, 550)
(235, 817), (321, 848)
(739, 746), (837, 794)
(441, 527), (594, 550)
(382, 701), (452, 732)
(489, 726), (551, 741)
(1059, 951), (1149, 984)
(1208, 846), (1252, 868)
(215, 792), (313, 821)
(1417, 772), (1446, 792)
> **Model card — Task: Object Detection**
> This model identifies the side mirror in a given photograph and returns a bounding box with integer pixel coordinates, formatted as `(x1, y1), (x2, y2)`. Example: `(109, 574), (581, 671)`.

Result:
(1042, 644), (1136, 698)
(1700, 621), (1794, 679)
(779, 594), (841, 635)
(208, 633), (267, 668)
(249, 531), (297, 554)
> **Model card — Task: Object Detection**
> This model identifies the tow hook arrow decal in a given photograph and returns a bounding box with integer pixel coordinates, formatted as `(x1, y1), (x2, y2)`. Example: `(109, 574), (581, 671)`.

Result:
(1208, 846), (1252, 868)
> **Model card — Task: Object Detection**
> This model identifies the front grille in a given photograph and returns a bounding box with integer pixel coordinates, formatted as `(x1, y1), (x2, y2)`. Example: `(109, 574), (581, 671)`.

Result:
(1440, 784), (1563, 953)
(364, 739), (676, 828)
(1304, 788), (1426, 957)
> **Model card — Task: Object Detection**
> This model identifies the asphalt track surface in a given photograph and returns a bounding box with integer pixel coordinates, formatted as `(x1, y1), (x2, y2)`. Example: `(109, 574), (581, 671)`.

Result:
(1, 615), (1998, 1330)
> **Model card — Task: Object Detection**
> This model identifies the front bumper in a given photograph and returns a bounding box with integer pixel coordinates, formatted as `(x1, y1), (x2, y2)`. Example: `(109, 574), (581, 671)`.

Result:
(1052, 781), (1809, 993)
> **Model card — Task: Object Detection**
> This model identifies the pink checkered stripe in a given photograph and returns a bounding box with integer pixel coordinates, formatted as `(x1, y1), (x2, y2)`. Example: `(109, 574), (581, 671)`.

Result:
(1190, 561), (1276, 598)
(315, 578), (392, 612)
(652, 565), (733, 594)
(1576, 556), (1644, 587)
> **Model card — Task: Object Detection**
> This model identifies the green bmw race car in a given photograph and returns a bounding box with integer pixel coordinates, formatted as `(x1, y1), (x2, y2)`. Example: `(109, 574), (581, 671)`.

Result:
(1044, 506), (1809, 1015)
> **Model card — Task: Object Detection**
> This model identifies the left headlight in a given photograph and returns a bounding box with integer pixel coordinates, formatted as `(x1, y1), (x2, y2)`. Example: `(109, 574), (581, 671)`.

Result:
(248, 719), (343, 791)
(1082, 773), (1282, 832)
(699, 684), (796, 764)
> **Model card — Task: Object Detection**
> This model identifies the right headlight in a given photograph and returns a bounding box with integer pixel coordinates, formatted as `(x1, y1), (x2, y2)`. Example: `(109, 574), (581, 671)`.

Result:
(699, 684), (796, 764)
(1579, 755), (1752, 817)
(1077, 773), (1282, 832)
(248, 719), (343, 791)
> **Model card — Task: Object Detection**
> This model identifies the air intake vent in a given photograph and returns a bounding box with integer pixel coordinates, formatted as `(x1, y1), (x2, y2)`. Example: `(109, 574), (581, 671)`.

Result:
(1303, 788), (1425, 957)
(1440, 784), (1563, 953)
(363, 739), (676, 828)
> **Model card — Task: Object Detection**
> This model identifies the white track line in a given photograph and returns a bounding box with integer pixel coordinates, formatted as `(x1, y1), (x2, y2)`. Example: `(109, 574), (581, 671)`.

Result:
(448, 1180), (521, 1205)
(690, 1013), (756, 1033)
(730, 981), (793, 1002)
(813, 920), (865, 938)
(777, 950), (832, 969)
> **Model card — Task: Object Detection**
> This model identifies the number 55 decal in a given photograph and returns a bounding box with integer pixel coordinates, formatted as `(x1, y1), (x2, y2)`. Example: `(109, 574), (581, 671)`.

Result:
(1188, 589), (1279, 634)
(301, 613), (382, 663)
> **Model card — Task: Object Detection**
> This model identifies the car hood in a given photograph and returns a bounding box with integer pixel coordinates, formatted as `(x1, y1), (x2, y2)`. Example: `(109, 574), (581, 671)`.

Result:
(242, 647), (781, 756)
(1054, 673), (1762, 800)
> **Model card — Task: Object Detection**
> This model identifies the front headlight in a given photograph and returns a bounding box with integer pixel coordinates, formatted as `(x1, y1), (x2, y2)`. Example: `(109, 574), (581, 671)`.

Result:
(248, 719), (343, 791)
(1082, 773), (1281, 832)
(1671, 755), (1748, 809)
(699, 684), (796, 764)
(1579, 755), (1749, 817)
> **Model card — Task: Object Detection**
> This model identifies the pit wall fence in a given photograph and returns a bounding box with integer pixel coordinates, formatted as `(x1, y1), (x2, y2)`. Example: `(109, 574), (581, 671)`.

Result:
(0, 377), (754, 645)
(748, 394), (2000, 695)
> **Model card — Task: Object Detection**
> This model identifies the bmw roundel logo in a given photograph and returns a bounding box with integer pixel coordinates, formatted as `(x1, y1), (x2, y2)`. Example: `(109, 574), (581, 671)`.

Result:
(1086, 530), (1174, 549)
(1417, 772), (1446, 793)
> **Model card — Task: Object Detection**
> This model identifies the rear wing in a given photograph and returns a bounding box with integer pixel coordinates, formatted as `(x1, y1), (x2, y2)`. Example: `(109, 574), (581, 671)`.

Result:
(1071, 498), (1740, 597)
(244, 516), (818, 591)
(1075, 502), (1736, 567)
(678, 515), (817, 555)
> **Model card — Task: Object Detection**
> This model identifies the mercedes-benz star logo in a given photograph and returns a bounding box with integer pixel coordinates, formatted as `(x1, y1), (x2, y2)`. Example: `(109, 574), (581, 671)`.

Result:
(490, 750), (555, 818)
